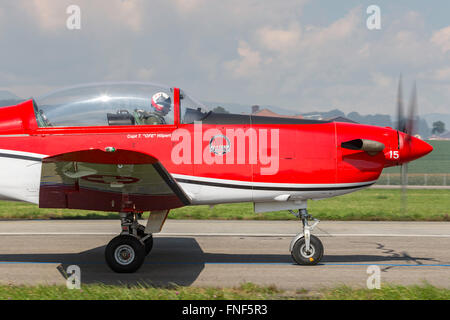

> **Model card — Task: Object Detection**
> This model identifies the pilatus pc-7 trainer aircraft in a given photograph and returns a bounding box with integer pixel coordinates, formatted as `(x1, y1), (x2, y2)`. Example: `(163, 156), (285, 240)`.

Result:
(0, 82), (432, 272)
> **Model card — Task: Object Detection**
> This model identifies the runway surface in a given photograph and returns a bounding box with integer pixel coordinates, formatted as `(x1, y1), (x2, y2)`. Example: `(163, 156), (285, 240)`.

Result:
(0, 220), (449, 290)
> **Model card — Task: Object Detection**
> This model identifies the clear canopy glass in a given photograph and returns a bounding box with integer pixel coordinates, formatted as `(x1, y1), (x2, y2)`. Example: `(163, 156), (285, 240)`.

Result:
(34, 82), (175, 127)
(179, 89), (210, 124)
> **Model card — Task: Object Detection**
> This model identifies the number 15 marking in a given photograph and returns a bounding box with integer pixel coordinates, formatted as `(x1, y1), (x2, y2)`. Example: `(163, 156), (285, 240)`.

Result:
(389, 150), (399, 160)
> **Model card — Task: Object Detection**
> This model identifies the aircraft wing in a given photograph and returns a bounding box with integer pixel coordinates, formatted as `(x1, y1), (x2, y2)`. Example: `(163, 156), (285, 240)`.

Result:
(39, 149), (190, 212)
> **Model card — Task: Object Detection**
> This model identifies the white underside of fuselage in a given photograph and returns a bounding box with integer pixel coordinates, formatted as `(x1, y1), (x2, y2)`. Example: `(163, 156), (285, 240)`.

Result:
(0, 150), (376, 210)
(0, 149), (45, 204)
(172, 174), (375, 206)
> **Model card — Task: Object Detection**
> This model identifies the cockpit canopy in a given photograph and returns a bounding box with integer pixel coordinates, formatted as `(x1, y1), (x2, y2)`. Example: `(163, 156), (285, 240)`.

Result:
(33, 82), (210, 127)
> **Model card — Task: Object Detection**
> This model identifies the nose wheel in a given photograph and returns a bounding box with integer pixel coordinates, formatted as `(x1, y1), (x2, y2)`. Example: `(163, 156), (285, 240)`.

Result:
(105, 211), (153, 273)
(289, 209), (324, 265)
(105, 234), (146, 273)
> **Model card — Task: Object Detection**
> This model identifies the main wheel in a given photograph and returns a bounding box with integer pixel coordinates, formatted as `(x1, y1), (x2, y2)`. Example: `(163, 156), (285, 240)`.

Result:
(291, 235), (324, 265)
(137, 229), (153, 255)
(105, 235), (146, 273)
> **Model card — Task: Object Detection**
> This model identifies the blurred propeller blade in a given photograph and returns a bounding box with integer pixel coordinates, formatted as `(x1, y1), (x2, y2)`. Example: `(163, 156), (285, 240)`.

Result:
(396, 76), (405, 133)
(397, 77), (419, 215)
(406, 81), (417, 143)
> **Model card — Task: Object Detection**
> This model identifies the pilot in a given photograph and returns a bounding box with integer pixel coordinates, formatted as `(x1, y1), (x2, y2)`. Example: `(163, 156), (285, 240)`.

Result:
(136, 92), (172, 125)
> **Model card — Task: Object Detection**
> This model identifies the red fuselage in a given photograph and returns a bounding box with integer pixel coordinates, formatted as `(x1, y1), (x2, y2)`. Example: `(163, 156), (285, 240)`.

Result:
(0, 87), (433, 209)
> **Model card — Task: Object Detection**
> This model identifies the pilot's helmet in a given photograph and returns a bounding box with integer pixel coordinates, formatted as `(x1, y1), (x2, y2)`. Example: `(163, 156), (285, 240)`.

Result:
(151, 92), (171, 115)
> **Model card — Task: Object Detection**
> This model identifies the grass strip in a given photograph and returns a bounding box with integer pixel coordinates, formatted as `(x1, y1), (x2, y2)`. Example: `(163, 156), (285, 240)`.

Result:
(0, 282), (448, 300)
(0, 189), (448, 221)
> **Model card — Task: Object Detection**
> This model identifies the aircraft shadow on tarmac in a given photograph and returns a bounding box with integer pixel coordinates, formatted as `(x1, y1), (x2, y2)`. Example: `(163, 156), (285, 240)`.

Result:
(0, 237), (438, 286)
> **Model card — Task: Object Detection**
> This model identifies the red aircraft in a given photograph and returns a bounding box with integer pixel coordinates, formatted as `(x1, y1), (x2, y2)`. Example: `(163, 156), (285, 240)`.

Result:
(0, 82), (432, 272)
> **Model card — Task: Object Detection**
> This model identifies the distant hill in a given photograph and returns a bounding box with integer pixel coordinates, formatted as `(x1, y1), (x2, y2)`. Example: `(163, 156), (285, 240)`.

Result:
(204, 101), (438, 138)
(346, 111), (392, 127)
(203, 101), (296, 116)
(300, 109), (430, 138)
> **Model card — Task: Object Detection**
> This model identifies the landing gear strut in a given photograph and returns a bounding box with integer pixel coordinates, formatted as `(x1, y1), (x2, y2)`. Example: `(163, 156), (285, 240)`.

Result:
(105, 211), (153, 273)
(289, 209), (324, 265)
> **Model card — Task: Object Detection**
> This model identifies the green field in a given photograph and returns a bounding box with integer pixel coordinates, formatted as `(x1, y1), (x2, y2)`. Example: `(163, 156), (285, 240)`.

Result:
(0, 188), (449, 221)
(383, 140), (450, 174)
(0, 282), (448, 300)
(377, 140), (450, 185)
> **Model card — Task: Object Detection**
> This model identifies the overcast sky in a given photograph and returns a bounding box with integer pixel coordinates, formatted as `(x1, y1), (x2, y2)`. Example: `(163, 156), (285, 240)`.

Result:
(0, 0), (449, 115)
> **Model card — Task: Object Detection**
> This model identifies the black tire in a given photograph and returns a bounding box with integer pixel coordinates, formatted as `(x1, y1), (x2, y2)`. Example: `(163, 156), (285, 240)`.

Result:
(291, 235), (324, 265)
(105, 235), (146, 273)
(137, 229), (153, 255)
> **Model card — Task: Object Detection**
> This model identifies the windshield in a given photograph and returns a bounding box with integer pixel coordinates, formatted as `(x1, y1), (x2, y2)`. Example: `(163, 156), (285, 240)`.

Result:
(179, 90), (210, 124)
(34, 83), (174, 127)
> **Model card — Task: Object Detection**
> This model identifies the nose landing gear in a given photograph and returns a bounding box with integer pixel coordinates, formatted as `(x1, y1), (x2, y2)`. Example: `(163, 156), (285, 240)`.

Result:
(105, 234), (146, 273)
(105, 211), (153, 273)
(289, 209), (324, 265)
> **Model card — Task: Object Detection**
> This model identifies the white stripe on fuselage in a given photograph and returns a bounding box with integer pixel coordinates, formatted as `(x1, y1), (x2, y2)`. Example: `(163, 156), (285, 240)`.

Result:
(172, 173), (376, 189)
(0, 149), (46, 159)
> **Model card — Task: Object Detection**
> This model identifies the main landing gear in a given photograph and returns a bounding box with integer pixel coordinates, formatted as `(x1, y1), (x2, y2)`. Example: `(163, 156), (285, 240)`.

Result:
(289, 209), (324, 265)
(105, 211), (153, 273)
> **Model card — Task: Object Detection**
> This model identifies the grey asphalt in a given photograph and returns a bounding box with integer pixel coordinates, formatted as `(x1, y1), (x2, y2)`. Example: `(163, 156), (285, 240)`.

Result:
(0, 220), (449, 290)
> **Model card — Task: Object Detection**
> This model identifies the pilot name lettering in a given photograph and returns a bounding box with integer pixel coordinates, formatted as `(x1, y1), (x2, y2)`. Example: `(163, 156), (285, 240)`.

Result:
(127, 133), (171, 139)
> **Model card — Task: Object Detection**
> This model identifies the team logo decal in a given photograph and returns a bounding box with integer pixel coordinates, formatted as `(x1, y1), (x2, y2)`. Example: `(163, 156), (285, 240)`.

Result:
(209, 134), (231, 155)
(82, 175), (139, 184)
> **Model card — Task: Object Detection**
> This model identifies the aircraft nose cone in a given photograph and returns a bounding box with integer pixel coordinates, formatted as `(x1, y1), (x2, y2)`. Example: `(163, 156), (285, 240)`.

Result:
(403, 135), (433, 162)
